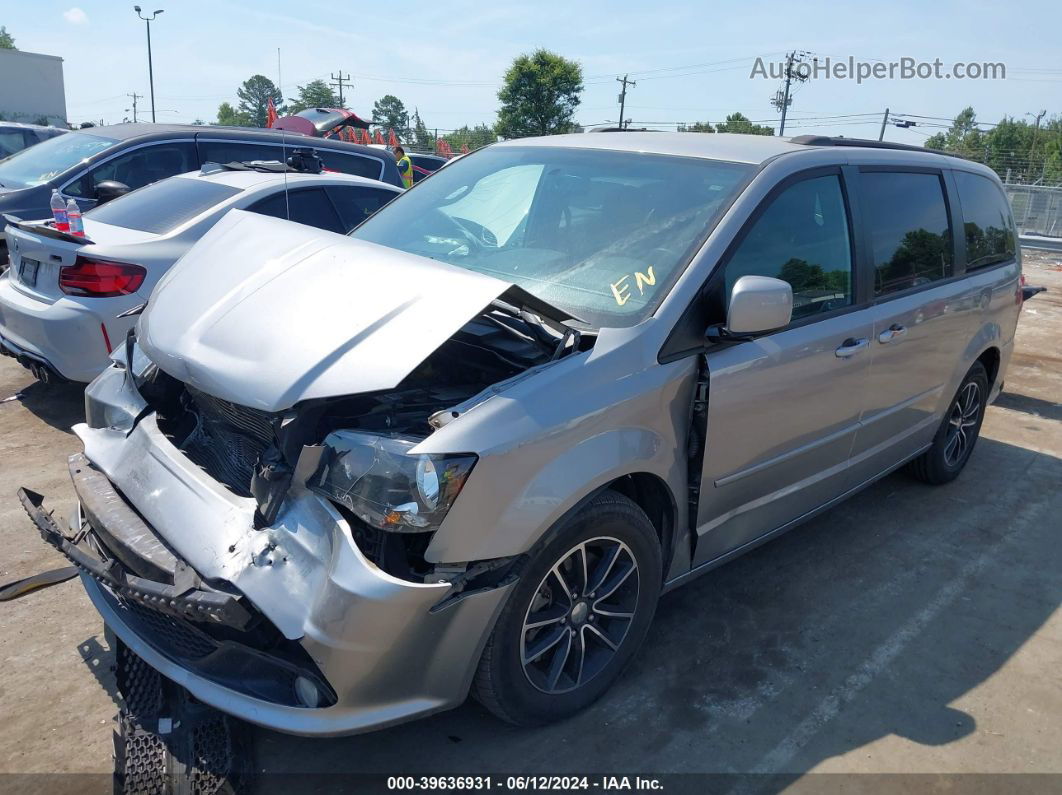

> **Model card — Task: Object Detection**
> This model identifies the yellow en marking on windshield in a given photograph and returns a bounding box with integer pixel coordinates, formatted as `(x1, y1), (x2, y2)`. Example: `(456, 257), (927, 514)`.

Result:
(611, 266), (656, 307)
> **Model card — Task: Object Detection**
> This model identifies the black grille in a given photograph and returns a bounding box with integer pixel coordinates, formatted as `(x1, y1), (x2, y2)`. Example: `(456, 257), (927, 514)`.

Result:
(178, 387), (276, 497)
(97, 581), (338, 708)
(120, 593), (217, 660)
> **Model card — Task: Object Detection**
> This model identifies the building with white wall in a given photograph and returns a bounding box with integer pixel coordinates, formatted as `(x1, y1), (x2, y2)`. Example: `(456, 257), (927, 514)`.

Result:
(0, 48), (67, 126)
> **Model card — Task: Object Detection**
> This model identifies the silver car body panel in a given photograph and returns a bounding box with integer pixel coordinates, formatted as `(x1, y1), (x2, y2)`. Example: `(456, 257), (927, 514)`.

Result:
(138, 210), (528, 411)
(75, 369), (513, 735)
(57, 133), (1021, 736)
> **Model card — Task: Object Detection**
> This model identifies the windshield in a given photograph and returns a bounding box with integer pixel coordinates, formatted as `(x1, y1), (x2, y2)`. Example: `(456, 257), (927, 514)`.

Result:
(350, 146), (753, 327)
(0, 131), (116, 189)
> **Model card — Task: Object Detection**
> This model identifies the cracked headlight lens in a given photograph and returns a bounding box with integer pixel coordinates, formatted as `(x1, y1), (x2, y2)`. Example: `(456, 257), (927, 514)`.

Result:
(310, 430), (477, 533)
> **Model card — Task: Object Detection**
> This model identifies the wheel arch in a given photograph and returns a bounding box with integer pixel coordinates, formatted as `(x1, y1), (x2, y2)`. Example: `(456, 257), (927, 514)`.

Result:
(976, 345), (1001, 388)
(603, 472), (677, 585)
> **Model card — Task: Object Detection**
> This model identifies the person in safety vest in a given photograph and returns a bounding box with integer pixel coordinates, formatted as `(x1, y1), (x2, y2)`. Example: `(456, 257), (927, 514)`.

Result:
(394, 146), (413, 188)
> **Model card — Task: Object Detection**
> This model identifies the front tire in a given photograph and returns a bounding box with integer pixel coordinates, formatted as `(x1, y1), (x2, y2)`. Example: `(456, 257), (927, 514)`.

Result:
(907, 361), (989, 485)
(473, 490), (662, 726)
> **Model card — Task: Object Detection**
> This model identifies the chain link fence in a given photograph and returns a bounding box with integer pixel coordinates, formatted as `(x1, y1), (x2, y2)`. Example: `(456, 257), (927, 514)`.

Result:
(1006, 184), (1062, 240)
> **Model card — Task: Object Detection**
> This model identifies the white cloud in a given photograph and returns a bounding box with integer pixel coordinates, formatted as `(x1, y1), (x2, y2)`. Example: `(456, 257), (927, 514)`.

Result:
(63, 8), (88, 25)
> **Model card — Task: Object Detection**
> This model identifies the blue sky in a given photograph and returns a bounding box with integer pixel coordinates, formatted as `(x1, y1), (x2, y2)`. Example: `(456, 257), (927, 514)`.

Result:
(6, 0), (1060, 144)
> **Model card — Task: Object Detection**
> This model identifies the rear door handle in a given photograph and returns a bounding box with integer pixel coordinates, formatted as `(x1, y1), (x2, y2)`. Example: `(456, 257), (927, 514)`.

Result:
(878, 324), (907, 344)
(835, 337), (870, 358)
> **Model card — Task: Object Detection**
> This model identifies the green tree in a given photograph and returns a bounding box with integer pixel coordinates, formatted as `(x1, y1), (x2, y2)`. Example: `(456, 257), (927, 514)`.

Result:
(715, 113), (774, 136)
(409, 108), (433, 151)
(496, 49), (583, 139)
(372, 94), (409, 138)
(926, 106), (983, 153)
(443, 124), (496, 152)
(678, 121), (715, 132)
(236, 75), (284, 128)
(286, 79), (341, 114)
(0, 26), (15, 49)
(924, 107), (1062, 185)
(216, 101), (251, 127)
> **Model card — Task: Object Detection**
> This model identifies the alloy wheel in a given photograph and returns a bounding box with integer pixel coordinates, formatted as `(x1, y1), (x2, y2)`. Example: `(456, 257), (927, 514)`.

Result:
(944, 381), (981, 467)
(521, 536), (640, 695)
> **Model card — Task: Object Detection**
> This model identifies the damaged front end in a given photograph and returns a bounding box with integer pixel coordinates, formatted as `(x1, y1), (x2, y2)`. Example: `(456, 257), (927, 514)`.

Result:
(22, 212), (590, 734)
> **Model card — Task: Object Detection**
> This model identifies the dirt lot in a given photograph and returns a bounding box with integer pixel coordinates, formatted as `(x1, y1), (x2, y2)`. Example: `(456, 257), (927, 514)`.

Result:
(1, 253), (1060, 792)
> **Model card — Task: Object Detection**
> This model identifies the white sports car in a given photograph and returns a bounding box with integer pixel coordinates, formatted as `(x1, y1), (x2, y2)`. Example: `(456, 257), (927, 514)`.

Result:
(0, 161), (402, 382)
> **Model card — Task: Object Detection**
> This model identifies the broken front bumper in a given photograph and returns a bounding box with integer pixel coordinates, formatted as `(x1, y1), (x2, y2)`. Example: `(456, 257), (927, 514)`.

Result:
(24, 370), (513, 735)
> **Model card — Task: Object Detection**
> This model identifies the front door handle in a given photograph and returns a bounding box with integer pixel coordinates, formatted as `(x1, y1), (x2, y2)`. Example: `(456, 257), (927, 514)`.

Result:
(878, 323), (908, 344)
(835, 337), (870, 358)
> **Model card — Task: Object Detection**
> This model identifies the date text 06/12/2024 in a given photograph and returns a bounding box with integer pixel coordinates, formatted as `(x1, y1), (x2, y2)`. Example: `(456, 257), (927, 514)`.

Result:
(386, 776), (665, 791)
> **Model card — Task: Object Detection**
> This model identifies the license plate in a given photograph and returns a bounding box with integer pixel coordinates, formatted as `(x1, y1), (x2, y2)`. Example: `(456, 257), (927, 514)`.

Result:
(19, 257), (39, 287)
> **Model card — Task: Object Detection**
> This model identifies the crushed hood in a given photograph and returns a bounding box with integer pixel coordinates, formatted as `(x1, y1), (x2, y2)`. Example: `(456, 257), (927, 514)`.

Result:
(139, 210), (563, 411)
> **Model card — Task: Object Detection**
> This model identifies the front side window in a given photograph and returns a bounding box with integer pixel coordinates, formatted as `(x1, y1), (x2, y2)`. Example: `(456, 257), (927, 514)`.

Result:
(66, 142), (197, 198)
(0, 131), (116, 188)
(954, 171), (1016, 269)
(329, 185), (397, 231)
(861, 171), (953, 296)
(350, 146), (754, 328)
(723, 174), (853, 321)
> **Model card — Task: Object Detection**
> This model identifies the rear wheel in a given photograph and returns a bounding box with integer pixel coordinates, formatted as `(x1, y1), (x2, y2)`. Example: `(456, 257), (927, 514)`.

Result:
(473, 491), (661, 726)
(907, 361), (989, 485)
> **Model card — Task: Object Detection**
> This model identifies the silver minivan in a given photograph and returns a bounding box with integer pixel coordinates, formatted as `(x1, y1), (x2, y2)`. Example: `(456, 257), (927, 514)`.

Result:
(23, 133), (1021, 736)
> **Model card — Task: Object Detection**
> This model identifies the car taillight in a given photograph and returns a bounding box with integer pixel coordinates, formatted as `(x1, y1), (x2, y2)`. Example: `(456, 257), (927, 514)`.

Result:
(59, 257), (146, 297)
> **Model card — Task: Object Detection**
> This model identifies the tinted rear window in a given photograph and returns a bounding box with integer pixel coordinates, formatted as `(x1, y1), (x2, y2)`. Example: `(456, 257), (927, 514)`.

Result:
(247, 187), (344, 234)
(199, 140), (286, 165)
(861, 171), (953, 296)
(316, 149), (385, 180)
(954, 171), (1016, 269)
(86, 177), (241, 234)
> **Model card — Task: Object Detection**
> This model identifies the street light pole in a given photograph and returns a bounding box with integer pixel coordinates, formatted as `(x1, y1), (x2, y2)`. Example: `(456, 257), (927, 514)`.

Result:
(134, 7), (164, 123)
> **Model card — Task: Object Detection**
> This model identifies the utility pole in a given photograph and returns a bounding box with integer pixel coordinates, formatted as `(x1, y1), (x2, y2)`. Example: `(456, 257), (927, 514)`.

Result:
(134, 7), (164, 123)
(330, 70), (352, 107)
(126, 92), (142, 123)
(779, 52), (794, 136)
(1029, 109), (1047, 156)
(878, 108), (890, 141)
(616, 74), (636, 130)
(770, 51), (811, 136)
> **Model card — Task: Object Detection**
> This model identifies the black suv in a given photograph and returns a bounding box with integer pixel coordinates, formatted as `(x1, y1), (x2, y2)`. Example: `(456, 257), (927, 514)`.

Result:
(0, 123), (403, 241)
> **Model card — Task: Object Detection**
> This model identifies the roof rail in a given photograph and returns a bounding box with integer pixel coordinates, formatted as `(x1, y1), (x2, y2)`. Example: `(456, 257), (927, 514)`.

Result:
(789, 135), (966, 159)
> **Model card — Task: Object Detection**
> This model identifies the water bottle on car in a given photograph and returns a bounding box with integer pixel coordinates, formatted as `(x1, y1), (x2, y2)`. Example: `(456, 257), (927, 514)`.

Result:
(50, 190), (69, 232)
(66, 199), (84, 237)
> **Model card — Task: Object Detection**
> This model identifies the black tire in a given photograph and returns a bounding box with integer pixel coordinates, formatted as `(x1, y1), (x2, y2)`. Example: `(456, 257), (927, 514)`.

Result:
(472, 490), (662, 726)
(907, 361), (989, 485)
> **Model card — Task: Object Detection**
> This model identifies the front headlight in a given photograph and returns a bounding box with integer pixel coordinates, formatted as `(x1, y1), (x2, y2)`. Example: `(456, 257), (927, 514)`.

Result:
(309, 430), (477, 533)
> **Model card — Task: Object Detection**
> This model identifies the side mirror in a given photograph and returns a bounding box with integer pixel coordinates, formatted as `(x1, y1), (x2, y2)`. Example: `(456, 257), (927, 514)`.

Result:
(94, 180), (131, 205)
(726, 275), (793, 335)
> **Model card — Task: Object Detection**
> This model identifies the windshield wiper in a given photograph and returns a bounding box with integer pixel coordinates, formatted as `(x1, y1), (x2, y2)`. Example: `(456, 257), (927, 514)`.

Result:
(488, 299), (582, 361)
